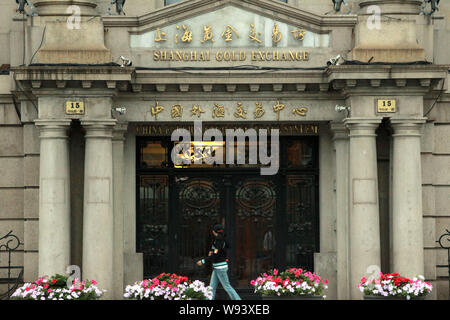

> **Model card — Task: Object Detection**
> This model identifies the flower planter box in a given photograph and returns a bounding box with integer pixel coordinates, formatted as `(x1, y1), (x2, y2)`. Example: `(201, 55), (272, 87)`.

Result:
(124, 273), (212, 300)
(358, 273), (432, 301)
(251, 268), (328, 300)
(364, 295), (426, 300)
(262, 295), (323, 300)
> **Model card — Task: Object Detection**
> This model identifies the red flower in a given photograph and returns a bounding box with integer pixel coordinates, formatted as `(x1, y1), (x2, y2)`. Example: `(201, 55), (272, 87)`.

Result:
(51, 278), (58, 284)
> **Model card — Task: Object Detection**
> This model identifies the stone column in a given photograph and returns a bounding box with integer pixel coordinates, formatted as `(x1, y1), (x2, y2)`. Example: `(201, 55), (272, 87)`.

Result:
(35, 119), (72, 277)
(81, 119), (117, 299)
(345, 118), (382, 299)
(330, 122), (350, 300)
(390, 118), (426, 278)
(112, 122), (128, 299)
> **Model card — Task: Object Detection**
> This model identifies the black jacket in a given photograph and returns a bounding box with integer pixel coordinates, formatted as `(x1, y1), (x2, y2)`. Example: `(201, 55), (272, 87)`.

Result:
(202, 234), (229, 266)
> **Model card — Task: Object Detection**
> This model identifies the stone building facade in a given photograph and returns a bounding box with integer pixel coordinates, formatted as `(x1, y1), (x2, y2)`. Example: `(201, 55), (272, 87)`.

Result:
(0, 0), (449, 300)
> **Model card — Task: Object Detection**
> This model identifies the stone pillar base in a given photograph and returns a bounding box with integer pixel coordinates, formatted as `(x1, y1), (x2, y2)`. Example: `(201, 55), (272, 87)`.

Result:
(124, 253), (144, 289)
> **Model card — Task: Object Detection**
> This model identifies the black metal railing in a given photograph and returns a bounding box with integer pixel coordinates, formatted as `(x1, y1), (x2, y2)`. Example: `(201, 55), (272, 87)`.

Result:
(0, 231), (24, 300)
(436, 229), (450, 300)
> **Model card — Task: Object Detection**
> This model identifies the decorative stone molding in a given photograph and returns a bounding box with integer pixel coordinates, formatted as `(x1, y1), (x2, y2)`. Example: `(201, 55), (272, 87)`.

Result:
(11, 64), (447, 96)
(56, 80), (67, 89)
(103, 0), (358, 33)
(34, 0), (97, 16)
(179, 84), (190, 92)
(226, 84), (237, 92)
(202, 84), (213, 92)
(359, 0), (422, 15)
(327, 65), (448, 94)
(35, 119), (72, 139)
(330, 122), (349, 141)
(273, 84), (283, 92)
(132, 84), (143, 93)
(249, 84), (260, 92)
(112, 122), (129, 142)
(156, 84), (166, 92)
(81, 119), (117, 138)
(106, 81), (117, 89)
(390, 117), (426, 137)
(344, 117), (383, 138)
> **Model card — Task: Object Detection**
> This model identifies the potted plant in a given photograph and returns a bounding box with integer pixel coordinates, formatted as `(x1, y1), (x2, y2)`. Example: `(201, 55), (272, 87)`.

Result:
(11, 274), (105, 300)
(124, 272), (213, 300)
(250, 268), (328, 300)
(359, 272), (432, 300)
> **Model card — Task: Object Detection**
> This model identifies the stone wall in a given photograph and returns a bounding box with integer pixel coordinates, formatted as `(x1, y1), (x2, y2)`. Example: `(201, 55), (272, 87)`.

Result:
(0, 0), (449, 299)
(422, 90), (450, 300)
(0, 74), (39, 291)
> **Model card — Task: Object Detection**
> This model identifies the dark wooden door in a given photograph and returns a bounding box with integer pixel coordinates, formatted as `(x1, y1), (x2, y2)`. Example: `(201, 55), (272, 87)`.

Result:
(136, 136), (320, 299)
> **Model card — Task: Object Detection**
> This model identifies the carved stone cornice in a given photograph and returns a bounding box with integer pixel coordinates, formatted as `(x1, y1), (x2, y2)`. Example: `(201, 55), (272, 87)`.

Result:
(103, 0), (358, 33)
(326, 64), (448, 95)
(359, 0), (422, 15)
(11, 65), (134, 92)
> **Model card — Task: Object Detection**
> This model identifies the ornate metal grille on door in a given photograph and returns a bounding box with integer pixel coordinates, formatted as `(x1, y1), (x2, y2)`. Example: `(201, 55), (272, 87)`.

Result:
(137, 136), (319, 291)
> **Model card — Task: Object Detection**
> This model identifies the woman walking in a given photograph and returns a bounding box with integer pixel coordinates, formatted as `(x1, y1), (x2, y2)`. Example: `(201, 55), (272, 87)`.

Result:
(196, 224), (241, 300)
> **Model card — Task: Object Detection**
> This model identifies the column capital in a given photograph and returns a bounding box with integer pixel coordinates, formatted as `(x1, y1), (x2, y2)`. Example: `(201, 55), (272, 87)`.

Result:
(330, 122), (349, 141)
(112, 122), (129, 142)
(344, 118), (382, 137)
(390, 117), (426, 137)
(81, 119), (117, 139)
(35, 119), (72, 127)
(35, 119), (72, 139)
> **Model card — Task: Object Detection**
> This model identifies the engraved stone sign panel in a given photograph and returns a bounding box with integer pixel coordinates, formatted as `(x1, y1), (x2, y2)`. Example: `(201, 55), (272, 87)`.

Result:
(130, 6), (329, 49)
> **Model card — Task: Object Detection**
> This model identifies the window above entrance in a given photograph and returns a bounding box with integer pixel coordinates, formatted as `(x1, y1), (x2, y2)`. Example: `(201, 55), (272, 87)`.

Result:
(137, 137), (318, 171)
(139, 140), (169, 168)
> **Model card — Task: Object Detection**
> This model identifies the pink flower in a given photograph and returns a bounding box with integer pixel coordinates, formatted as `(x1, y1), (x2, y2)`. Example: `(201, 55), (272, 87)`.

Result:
(273, 269), (278, 276)
(91, 280), (98, 285)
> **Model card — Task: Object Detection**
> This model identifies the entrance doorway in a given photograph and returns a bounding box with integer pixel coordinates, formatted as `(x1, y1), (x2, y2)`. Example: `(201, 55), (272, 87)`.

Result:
(136, 135), (319, 297)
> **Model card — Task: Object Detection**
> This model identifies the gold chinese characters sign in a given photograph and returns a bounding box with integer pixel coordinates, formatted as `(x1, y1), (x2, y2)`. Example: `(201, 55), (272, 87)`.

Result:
(136, 124), (319, 137)
(150, 22), (310, 63)
(148, 101), (310, 121)
(151, 22), (308, 46)
(129, 5), (333, 67)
